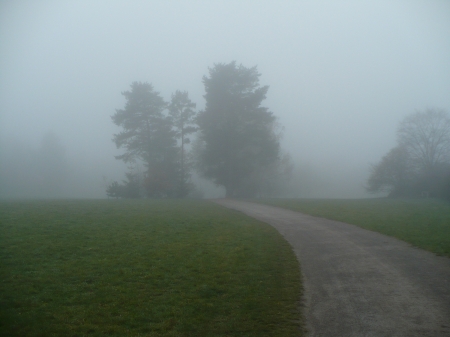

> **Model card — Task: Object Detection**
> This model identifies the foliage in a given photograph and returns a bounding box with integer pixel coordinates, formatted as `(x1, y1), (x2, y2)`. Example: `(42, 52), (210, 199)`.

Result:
(106, 181), (121, 198)
(398, 108), (450, 171)
(366, 146), (413, 196)
(106, 171), (142, 199)
(0, 200), (304, 336)
(368, 108), (450, 198)
(168, 90), (198, 197)
(111, 82), (179, 197)
(196, 62), (281, 197)
(110, 64), (288, 199)
(256, 198), (450, 257)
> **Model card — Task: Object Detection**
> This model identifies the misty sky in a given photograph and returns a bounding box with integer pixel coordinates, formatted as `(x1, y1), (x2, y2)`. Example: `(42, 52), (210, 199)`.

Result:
(1, 0), (450, 198)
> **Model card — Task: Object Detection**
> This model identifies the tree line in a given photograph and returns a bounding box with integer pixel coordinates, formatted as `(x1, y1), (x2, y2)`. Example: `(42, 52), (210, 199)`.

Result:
(107, 61), (289, 199)
(367, 108), (450, 199)
(108, 62), (450, 200)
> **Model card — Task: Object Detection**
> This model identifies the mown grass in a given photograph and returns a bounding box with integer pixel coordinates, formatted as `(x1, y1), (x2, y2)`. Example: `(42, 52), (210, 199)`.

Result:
(0, 199), (303, 337)
(255, 198), (450, 257)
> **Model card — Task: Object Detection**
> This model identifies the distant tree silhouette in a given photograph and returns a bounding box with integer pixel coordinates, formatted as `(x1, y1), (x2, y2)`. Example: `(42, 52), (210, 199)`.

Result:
(196, 62), (281, 197)
(398, 108), (450, 171)
(106, 181), (122, 199)
(107, 171), (142, 199)
(368, 108), (450, 198)
(111, 82), (179, 197)
(367, 146), (413, 196)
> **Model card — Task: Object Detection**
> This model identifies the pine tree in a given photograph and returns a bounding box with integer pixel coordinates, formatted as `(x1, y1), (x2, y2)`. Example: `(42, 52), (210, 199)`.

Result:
(112, 82), (179, 197)
(196, 62), (280, 197)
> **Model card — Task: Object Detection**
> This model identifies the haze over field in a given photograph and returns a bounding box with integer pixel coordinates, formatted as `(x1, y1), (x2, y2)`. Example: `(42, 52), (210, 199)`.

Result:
(1, 1), (449, 198)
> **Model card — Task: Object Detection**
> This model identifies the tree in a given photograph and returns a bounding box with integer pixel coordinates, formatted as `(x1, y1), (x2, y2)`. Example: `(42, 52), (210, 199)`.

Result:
(397, 108), (450, 172)
(106, 171), (142, 199)
(366, 146), (413, 196)
(367, 108), (450, 198)
(168, 90), (197, 197)
(106, 181), (122, 199)
(111, 82), (179, 197)
(397, 108), (450, 197)
(196, 62), (280, 197)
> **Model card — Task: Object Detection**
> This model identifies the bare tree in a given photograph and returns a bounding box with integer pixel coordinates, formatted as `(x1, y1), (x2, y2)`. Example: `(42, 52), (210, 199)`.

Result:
(367, 108), (450, 198)
(397, 108), (450, 171)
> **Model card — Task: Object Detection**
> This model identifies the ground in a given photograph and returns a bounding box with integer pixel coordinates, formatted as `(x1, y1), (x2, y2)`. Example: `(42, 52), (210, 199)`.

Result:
(215, 199), (450, 337)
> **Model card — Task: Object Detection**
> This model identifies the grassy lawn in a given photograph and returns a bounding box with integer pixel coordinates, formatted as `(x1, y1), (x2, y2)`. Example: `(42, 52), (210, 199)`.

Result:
(0, 199), (303, 337)
(255, 198), (450, 257)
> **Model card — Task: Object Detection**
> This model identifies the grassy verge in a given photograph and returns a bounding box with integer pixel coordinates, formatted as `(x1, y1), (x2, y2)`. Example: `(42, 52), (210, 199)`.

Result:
(0, 199), (303, 337)
(255, 198), (450, 257)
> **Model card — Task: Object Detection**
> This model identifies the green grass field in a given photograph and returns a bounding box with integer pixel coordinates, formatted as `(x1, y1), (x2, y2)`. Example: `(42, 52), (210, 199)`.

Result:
(0, 200), (303, 337)
(256, 198), (450, 257)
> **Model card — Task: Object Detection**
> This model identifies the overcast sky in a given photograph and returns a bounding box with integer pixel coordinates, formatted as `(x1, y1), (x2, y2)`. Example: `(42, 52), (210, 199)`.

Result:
(1, 0), (450, 197)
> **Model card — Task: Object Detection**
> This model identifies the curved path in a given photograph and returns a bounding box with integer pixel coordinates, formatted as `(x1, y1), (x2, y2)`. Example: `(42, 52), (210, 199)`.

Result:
(213, 199), (450, 337)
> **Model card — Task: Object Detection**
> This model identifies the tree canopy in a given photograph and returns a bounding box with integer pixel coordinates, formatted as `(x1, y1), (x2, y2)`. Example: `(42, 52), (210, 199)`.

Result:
(368, 108), (450, 198)
(109, 64), (288, 199)
(366, 146), (413, 196)
(196, 62), (280, 197)
(111, 82), (179, 197)
(397, 108), (450, 171)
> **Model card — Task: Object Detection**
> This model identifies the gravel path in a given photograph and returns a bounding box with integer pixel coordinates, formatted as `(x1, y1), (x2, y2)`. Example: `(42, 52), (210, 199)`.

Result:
(213, 199), (450, 337)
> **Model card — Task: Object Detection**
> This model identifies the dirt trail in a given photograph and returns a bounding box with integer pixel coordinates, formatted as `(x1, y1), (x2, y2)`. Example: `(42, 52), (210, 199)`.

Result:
(213, 199), (450, 337)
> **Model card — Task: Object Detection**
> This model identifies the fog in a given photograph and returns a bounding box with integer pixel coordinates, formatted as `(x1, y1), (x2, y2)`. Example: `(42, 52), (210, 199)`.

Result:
(1, 1), (449, 199)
